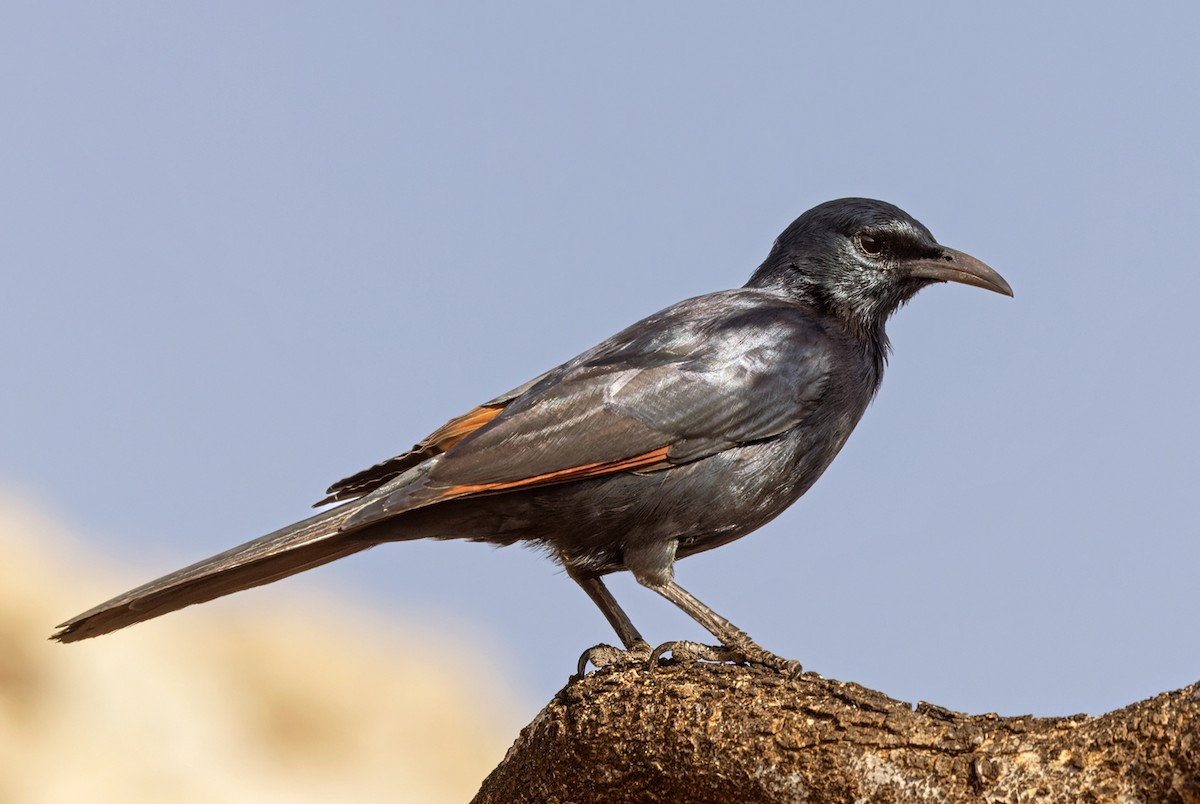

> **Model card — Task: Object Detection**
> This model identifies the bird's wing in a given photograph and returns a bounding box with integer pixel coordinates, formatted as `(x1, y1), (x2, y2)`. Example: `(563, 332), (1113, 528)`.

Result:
(344, 292), (834, 529)
(315, 372), (551, 505)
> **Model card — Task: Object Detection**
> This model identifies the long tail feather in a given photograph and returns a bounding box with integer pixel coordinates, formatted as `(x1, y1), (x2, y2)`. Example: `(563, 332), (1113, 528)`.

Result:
(52, 501), (370, 643)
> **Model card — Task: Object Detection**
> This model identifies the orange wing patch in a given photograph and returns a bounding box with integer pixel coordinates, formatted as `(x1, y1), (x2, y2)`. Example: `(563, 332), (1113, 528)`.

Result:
(418, 403), (505, 453)
(317, 402), (508, 505)
(442, 445), (672, 496)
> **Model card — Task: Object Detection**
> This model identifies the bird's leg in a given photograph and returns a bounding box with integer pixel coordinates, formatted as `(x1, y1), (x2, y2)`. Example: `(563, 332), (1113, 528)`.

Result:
(571, 571), (648, 649)
(569, 570), (652, 676)
(646, 579), (803, 678)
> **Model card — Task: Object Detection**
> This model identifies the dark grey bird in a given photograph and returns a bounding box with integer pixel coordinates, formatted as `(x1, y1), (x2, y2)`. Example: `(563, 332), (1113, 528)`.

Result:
(53, 198), (1011, 676)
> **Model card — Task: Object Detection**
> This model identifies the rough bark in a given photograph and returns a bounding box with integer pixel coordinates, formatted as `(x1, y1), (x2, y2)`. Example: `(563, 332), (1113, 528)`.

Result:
(474, 662), (1199, 803)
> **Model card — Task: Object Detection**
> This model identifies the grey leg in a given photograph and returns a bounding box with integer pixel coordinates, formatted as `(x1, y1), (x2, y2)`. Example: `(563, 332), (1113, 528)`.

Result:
(570, 570), (648, 650)
(569, 569), (652, 676)
(646, 578), (803, 677)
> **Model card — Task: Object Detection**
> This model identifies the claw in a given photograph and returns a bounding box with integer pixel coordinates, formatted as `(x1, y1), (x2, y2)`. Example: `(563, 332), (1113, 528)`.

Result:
(651, 640), (804, 678)
(651, 640), (746, 665)
(575, 639), (803, 679)
(574, 641), (653, 678)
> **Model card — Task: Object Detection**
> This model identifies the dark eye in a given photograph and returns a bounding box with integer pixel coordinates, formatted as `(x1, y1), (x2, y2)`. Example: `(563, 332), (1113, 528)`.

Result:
(857, 234), (884, 257)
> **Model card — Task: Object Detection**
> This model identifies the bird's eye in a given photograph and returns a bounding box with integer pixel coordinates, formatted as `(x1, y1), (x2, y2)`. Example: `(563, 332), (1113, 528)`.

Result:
(857, 235), (884, 257)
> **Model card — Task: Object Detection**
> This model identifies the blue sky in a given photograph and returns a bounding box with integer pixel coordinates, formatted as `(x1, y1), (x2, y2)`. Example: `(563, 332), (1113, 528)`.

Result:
(4, 4), (1198, 719)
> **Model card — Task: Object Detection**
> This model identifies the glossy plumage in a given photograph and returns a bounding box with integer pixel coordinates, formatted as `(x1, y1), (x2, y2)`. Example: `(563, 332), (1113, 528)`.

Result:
(53, 198), (1011, 674)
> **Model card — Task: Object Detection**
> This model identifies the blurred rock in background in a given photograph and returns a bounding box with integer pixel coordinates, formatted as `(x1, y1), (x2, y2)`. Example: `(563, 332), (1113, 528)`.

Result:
(0, 493), (525, 804)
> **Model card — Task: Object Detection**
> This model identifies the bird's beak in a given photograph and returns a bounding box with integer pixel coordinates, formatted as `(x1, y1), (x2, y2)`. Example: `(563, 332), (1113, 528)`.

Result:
(907, 247), (1013, 297)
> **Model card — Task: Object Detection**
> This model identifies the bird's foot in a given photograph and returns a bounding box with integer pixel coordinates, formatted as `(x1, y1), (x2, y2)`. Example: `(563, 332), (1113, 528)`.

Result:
(575, 639), (803, 679)
(651, 640), (804, 679)
(575, 640), (653, 678)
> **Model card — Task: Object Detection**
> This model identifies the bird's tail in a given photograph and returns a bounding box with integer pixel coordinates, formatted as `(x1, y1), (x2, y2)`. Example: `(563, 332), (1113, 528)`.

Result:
(52, 501), (372, 643)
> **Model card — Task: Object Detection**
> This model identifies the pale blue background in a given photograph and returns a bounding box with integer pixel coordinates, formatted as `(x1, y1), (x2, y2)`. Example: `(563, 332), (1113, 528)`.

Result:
(4, 4), (1197, 719)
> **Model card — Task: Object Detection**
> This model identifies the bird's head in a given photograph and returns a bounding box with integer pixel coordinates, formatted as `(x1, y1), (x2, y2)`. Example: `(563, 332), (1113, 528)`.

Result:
(747, 198), (1012, 338)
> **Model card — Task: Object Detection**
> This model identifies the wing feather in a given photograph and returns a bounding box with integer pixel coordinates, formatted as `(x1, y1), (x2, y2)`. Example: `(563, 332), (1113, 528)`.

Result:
(345, 291), (834, 528)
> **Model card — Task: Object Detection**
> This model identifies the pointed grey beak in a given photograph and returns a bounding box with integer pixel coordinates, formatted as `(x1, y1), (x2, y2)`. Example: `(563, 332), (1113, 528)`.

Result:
(908, 247), (1013, 297)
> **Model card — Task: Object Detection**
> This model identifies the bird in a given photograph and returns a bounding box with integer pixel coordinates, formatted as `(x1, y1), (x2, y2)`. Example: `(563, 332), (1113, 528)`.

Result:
(52, 198), (1012, 677)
